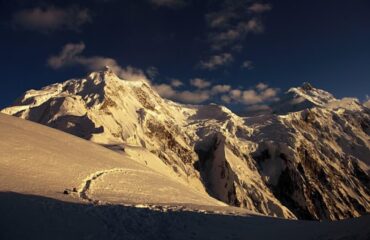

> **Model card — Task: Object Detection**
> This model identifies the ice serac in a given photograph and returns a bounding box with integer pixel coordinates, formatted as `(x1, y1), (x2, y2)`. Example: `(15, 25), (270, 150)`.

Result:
(2, 70), (369, 220)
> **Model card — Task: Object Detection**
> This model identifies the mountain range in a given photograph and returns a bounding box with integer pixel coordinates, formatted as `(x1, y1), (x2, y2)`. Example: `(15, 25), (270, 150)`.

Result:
(2, 67), (369, 221)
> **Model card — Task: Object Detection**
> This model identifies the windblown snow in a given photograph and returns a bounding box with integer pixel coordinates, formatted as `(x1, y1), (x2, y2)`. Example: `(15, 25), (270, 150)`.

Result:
(2, 67), (370, 222)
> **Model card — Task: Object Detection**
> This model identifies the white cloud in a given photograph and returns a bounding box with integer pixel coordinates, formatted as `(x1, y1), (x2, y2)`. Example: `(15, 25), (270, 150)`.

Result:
(190, 78), (211, 89)
(153, 83), (211, 104)
(176, 90), (211, 103)
(170, 79), (184, 87)
(154, 78), (232, 104)
(205, 11), (237, 29)
(151, 78), (278, 106)
(239, 18), (264, 33)
(256, 82), (268, 91)
(225, 83), (279, 105)
(241, 60), (254, 70)
(230, 89), (242, 99)
(261, 87), (278, 99)
(241, 90), (263, 104)
(48, 42), (86, 69)
(199, 53), (233, 70)
(248, 3), (272, 13)
(12, 6), (91, 32)
(153, 83), (177, 98)
(47, 42), (148, 81)
(204, 0), (270, 52)
(209, 18), (264, 50)
(149, 0), (187, 8)
(211, 85), (232, 94)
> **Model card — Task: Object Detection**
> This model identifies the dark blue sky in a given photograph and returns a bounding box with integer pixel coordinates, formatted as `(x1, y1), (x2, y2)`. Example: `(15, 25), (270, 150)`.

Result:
(0, 0), (369, 109)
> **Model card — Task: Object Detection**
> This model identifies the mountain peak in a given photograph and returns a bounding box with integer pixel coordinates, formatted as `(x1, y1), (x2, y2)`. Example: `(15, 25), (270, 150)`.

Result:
(271, 83), (337, 114)
(103, 65), (116, 76)
(289, 83), (336, 105)
(301, 82), (314, 91)
(85, 66), (119, 83)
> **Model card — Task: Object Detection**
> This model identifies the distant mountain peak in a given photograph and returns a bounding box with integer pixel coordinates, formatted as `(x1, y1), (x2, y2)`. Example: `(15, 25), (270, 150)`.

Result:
(301, 82), (314, 91)
(86, 66), (118, 82)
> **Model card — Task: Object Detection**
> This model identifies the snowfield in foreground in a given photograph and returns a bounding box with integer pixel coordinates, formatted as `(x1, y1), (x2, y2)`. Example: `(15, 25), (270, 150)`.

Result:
(1, 113), (370, 240)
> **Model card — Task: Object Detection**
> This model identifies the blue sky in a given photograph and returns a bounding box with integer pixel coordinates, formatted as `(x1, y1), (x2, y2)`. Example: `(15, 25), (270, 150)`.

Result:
(0, 0), (369, 110)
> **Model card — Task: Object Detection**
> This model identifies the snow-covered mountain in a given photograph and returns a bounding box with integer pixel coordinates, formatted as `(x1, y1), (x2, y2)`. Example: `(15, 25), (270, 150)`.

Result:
(2, 67), (369, 220)
(271, 82), (365, 114)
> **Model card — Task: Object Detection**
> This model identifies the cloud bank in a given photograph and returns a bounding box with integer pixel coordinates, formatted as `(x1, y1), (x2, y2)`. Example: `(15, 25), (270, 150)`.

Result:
(154, 79), (279, 106)
(48, 42), (148, 81)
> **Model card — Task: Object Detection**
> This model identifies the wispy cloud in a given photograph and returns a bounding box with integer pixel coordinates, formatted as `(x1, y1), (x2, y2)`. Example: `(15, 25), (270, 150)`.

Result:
(170, 79), (184, 87)
(241, 60), (254, 70)
(199, 53), (234, 70)
(190, 78), (211, 89)
(12, 6), (91, 33)
(154, 79), (278, 106)
(205, 11), (237, 29)
(211, 85), (232, 94)
(47, 42), (148, 81)
(152, 83), (177, 98)
(205, 1), (269, 48)
(248, 3), (272, 14)
(201, 1), (272, 71)
(153, 84), (211, 104)
(149, 0), (187, 9)
(208, 18), (264, 50)
(221, 83), (279, 105)
(256, 82), (268, 90)
(153, 79), (233, 104)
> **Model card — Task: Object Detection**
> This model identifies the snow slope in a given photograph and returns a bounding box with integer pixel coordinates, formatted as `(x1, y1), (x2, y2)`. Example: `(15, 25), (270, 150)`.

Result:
(1, 113), (370, 240)
(0, 113), (229, 208)
(2, 69), (369, 220)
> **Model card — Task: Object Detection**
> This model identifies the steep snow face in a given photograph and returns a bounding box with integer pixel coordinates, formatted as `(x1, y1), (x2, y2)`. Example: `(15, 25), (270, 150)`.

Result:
(3, 71), (369, 220)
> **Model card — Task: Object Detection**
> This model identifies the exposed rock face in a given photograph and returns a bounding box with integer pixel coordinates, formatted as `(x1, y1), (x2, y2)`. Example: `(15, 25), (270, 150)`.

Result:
(2, 70), (369, 220)
(250, 108), (370, 220)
